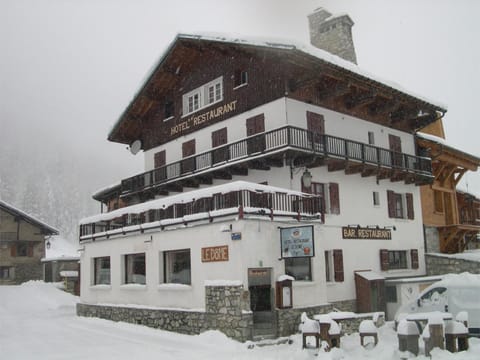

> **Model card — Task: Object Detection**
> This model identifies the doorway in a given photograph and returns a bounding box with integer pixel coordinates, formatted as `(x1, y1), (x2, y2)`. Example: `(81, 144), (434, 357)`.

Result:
(248, 268), (275, 338)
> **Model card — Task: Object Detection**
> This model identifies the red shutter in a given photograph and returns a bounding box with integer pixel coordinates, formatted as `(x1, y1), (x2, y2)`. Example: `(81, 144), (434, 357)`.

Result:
(154, 150), (166, 168)
(333, 249), (344, 282)
(10, 244), (17, 257)
(380, 249), (389, 271)
(406, 193), (414, 220)
(387, 190), (395, 218)
(27, 244), (34, 257)
(411, 249), (419, 269)
(329, 183), (340, 214)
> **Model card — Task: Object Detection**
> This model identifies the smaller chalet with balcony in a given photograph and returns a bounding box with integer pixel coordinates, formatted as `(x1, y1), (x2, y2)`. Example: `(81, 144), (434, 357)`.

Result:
(0, 200), (59, 284)
(78, 9), (448, 341)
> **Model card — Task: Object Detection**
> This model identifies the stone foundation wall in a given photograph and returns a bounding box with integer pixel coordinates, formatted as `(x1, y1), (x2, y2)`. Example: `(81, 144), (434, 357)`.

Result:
(426, 254), (480, 275)
(276, 303), (334, 337)
(14, 263), (42, 284)
(329, 299), (357, 312)
(77, 284), (253, 342)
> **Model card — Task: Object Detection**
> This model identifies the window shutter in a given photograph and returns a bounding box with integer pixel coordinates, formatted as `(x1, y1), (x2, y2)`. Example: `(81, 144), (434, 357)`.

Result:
(306, 111), (325, 134)
(406, 193), (414, 220)
(27, 244), (34, 257)
(212, 127), (228, 148)
(387, 190), (395, 218)
(411, 249), (419, 269)
(246, 114), (265, 136)
(380, 249), (389, 271)
(182, 139), (196, 158)
(10, 244), (17, 257)
(329, 183), (340, 214)
(154, 150), (166, 168)
(333, 249), (344, 282)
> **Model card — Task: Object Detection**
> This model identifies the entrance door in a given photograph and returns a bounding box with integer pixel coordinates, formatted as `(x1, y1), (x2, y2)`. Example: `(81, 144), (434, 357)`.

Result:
(248, 268), (274, 338)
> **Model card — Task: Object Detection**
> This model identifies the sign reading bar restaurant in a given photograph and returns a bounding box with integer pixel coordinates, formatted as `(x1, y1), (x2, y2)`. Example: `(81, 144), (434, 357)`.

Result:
(201, 245), (229, 262)
(342, 226), (392, 240)
(280, 226), (314, 258)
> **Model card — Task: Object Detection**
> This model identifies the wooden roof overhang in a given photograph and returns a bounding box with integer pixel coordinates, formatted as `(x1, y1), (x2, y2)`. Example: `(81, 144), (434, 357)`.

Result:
(0, 200), (59, 235)
(439, 223), (480, 253)
(416, 137), (480, 188)
(108, 34), (447, 148)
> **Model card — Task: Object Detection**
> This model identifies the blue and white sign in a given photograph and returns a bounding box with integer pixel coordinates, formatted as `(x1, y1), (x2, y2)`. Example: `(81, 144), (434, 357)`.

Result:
(280, 226), (314, 258)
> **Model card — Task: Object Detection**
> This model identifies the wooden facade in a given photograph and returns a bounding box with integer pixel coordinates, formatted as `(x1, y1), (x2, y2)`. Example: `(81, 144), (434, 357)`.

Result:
(417, 119), (480, 253)
(0, 200), (58, 284)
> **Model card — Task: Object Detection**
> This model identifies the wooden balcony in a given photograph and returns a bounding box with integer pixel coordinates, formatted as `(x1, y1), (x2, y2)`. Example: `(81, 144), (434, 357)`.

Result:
(80, 186), (323, 241)
(119, 126), (432, 200)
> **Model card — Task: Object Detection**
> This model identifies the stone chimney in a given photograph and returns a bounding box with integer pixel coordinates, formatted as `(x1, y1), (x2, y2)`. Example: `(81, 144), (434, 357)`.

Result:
(308, 8), (358, 64)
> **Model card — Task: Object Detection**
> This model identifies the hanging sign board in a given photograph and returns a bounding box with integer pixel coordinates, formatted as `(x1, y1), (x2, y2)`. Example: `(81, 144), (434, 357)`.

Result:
(280, 226), (314, 258)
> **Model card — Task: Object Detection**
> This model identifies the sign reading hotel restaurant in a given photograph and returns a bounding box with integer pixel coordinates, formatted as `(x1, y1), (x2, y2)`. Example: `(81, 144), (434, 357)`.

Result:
(342, 226), (392, 240)
(201, 245), (229, 262)
(170, 100), (238, 136)
(280, 226), (314, 258)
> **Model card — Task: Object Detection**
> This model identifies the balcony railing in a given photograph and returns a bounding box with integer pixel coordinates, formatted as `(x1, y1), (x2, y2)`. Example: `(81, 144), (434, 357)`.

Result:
(80, 188), (323, 241)
(121, 125), (432, 196)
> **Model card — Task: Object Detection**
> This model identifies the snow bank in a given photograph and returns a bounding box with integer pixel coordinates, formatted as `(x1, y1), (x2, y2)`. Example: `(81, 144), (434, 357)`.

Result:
(397, 319), (419, 336)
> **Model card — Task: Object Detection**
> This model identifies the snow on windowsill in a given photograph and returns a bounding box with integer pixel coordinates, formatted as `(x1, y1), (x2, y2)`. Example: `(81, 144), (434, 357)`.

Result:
(204, 280), (243, 287)
(157, 283), (192, 291)
(90, 284), (112, 290)
(119, 284), (147, 290)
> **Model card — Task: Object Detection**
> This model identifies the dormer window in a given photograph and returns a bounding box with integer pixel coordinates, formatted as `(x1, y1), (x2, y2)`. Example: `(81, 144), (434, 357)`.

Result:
(182, 76), (223, 116)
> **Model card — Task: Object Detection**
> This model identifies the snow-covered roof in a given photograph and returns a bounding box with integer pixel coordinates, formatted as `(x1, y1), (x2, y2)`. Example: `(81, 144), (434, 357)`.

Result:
(356, 270), (384, 281)
(42, 236), (80, 262)
(177, 33), (447, 110)
(0, 199), (59, 235)
(110, 31), (447, 140)
(427, 250), (480, 263)
(416, 132), (480, 163)
(92, 182), (121, 199)
(80, 180), (315, 225)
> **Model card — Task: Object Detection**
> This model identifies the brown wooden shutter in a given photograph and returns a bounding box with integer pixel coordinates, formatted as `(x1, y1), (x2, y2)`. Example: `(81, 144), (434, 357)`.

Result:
(10, 244), (17, 257)
(306, 111), (325, 134)
(406, 193), (414, 220)
(246, 114), (265, 136)
(387, 190), (395, 218)
(411, 249), (419, 269)
(212, 127), (228, 148)
(154, 150), (166, 168)
(182, 139), (196, 158)
(27, 244), (34, 257)
(329, 183), (340, 214)
(333, 249), (344, 282)
(380, 249), (389, 271)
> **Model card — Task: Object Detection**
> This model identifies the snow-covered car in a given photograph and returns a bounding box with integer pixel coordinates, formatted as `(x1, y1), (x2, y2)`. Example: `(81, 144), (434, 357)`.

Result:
(394, 273), (480, 336)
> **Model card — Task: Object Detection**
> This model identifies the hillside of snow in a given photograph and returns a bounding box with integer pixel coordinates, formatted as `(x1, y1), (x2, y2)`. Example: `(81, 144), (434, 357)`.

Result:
(1, 282), (480, 359)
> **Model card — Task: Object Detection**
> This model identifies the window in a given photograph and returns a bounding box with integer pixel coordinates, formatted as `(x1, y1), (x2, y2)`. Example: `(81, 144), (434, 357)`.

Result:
(434, 190), (444, 213)
(373, 191), (380, 206)
(234, 70), (248, 88)
(0, 267), (11, 280)
(386, 286), (398, 302)
(164, 249), (191, 284)
(124, 253), (146, 284)
(94, 257), (110, 285)
(325, 251), (333, 282)
(388, 250), (407, 270)
(387, 190), (414, 219)
(285, 257), (311, 281)
(14, 243), (31, 257)
(368, 131), (375, 145)
(305, 182), (340, 215)
(164, 100), (174, 120)
(182, 77), (223, 116)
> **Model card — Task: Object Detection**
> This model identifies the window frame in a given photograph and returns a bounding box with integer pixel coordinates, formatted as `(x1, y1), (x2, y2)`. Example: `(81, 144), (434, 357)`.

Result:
(373, 191), (380, 206)
(94, 256), (111, 285)
(124, 253), (146, 285)
(285, 257), (312, 281)
(163, 249), (191, 285)
(182, 76), (223, 117)
(388, 250), (408, 270)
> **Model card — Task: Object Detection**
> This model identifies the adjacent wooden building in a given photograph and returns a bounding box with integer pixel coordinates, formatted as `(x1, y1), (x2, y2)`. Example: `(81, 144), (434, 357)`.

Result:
(0, 200), (59, 284)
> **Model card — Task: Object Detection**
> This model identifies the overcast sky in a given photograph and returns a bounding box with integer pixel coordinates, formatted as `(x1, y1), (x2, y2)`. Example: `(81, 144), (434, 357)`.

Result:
(2, 0), (479, 195)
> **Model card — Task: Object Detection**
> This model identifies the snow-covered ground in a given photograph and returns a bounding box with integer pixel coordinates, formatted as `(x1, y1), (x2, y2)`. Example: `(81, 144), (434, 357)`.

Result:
(1, 282), (479, 359)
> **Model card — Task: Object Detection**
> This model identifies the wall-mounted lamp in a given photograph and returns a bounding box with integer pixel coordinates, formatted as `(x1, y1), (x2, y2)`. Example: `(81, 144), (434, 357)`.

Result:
(385, 225), (397, 231)
(348, 224), (361, 229)
(46, 240), (51, 249)
(301, 168), (312, 188)
(220, 224), (232, 233)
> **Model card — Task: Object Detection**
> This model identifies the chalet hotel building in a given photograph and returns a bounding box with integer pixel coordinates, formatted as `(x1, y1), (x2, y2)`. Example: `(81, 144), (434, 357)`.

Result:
(77, 9), (447, 341)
